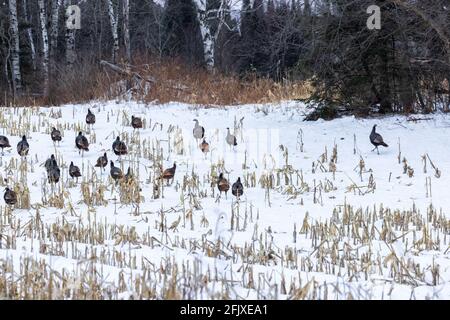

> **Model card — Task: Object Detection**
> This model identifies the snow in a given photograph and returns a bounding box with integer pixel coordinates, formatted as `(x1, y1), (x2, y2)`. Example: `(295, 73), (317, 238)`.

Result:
(1, 100), (450, 300)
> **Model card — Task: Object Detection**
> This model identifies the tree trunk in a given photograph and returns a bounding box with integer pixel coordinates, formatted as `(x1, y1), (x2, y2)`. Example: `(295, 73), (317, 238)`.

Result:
(193, 0), (215, 71)
(38, 0), (50, 97)
(64, 0), (77, 66)
(8, 0), (22, 95)
(123, 0), (131, 63)
(22, 0), (37, 71)
(50, 0), (62, 68)
(107, 0), (119, 63)
(379, 39), (392, 114)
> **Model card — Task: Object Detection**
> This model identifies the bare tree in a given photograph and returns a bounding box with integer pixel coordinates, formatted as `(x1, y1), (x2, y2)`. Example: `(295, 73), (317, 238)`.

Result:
(107, 0), (119, 63)
(193, 0), (215, 70)
(22, 0), (37, 71)
(64, 0), (77, 66)
(193, 0), (240, 71)
(51, 0), (62, 62)
(123, 0), (131, 63)
(38, 0), (50, 97)
(8, 0), (22, 94)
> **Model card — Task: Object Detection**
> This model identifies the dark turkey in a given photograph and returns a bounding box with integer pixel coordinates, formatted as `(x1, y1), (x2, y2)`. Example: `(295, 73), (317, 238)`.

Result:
(51, 127), (62, 143)
(48, 164), (60, 184)
(17, 135), (29, 156)
(86, 109), (96, 125)
(110, 161), (123, 182)
(4, 187), (17, 206)
(45, 155), (57, 172)
(161, 162), (176, 185)
(112, 136), (127, 156)
(69, 161), (81, 181)
(370, 125), (388, 154)
(95, 152), (108, 169)
(232, 177), (244, 199)
(200, 139), (209, 155)
(75, 132), (89, 154)
(0, 135), (11, 155)
(217, 173), (230, 199)
(131, 116), (143, 129)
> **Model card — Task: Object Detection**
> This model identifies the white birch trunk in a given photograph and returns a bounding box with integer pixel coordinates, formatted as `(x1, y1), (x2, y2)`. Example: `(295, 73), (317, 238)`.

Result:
(38, 0), (50, 97)
(64, 0), (77, 66)
(107, 0), (119, 63)
(8, 0), (22, 93)
(22, 0), (37, 71)
(123, 0), (131, 63)
(50, 0), (62, 62)
(193, 0), (215, 71)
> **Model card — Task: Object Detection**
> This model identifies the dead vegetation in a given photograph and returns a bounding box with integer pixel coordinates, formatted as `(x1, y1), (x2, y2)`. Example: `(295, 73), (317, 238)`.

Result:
(0, 104), (448, 300)
(2, 56), (312, 108)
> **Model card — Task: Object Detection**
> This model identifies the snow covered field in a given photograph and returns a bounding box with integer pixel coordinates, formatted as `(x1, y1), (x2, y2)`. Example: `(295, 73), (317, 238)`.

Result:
(1, 100), (450, 300)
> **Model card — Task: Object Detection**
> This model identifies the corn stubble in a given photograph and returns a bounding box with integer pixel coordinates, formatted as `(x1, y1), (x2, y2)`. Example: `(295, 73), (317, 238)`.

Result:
(0, 106), (448, 300)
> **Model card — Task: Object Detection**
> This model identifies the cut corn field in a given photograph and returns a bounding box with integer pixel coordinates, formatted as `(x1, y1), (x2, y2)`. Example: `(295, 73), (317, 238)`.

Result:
(0, 101), (450, 300)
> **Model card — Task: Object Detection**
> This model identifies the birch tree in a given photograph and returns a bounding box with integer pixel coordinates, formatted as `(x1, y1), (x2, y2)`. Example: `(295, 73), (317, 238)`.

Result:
(192, 0), (214, 70)
(64, 0), (77, 66)
(38, 0), (50, 97)
(50, 0), (62, 65)
(123, 0), (131, 63)
(22, 0), (37, 71)
(107, 0), (119, 63)
(193, 0), (234, 71)
(8, 0), (22, 94)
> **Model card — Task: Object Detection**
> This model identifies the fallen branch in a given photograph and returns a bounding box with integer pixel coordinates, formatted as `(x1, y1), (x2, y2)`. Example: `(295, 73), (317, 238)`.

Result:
(100, 60), (189, 91)
(406, 117), (434, 122)
(100, 60), (154, 83)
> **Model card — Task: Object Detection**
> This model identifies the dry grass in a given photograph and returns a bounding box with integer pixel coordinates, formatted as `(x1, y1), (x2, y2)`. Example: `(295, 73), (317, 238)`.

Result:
(2, 56), (312, 108)
(0, 105), (449, 300)
(133, 57), (312, 106)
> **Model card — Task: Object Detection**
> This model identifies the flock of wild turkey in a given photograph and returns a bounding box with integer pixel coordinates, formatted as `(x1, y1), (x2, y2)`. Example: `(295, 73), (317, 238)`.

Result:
(1, 108), (389, 208)
(1, 108), (248, 207)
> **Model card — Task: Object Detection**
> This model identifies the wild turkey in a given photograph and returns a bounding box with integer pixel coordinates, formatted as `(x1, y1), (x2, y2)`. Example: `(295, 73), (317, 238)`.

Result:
(0, 135), (11, 155)
(160, 162), (176, 185)
(86, 109), (96, 129)
(95, 152), (108, 170)
(69, 161), (81, 182)
(232, 177), (244, 199)
(45, 155), (57, 172)
(17, 135), (29, 156)
(131, 116), (143, 129)
(370, 125), (388, 154)
(48, 162), (60, 184)
(110, 161), (123, 183)
(75, 132), (89, 156)
(217, 173), (230, 199)
(4, 187), (17, 206)
(112, 136), (127, 156)
(193, 119), (205, 142)
(200, 139), (209, 156)
(51, 127), (62, 144)
(226, 128), (237, 149)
